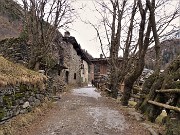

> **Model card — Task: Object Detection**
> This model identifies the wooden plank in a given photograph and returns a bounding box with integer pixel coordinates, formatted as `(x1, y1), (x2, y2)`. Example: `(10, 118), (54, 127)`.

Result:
(133, 86), (142, 91)
(148, 100), (180, 113)
(105, 88), (111, 92)
(156, 89), (180, 93)
(130, 94), (140, 99)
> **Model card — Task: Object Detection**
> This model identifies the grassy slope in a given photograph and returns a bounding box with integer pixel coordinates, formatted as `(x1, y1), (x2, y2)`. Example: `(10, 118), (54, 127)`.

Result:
(0, 56), (47, 87)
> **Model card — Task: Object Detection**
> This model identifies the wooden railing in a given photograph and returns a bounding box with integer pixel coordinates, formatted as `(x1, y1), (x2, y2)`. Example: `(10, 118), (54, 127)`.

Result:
(148, 100), (180, 113)
(95, 81), (180, 113)
(147, 89), (180, 113)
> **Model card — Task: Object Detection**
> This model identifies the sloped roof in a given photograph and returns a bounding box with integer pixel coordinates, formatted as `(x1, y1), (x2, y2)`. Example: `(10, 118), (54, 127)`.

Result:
(62, 36), (92, 64)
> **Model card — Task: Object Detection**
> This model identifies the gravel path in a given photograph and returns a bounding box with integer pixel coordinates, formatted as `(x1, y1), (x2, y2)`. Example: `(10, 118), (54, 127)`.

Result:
(21, 86), (150, 135)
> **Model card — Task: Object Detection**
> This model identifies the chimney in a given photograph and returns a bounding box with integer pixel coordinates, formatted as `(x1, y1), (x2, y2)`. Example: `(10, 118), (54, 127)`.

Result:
(100, 54), (103, 58)
(64, 31), (70, 37)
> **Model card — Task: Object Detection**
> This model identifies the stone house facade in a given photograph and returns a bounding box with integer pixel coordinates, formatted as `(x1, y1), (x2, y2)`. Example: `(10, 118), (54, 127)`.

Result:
(0, 31), (92, 89)
(61, 32), (91, 86)
(61, 40), (81, 85)
(80, 59), (89, 84)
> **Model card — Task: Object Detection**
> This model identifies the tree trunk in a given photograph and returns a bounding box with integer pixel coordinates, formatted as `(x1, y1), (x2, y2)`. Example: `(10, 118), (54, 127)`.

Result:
(139, 75), (164, 115)
(121, 80), (134, 105)
(110, 82), (119, 98)
(28, 52), (43, 71)
(121, 59), (145, 106)
(135, 73), (157, 109)
(109, 70), (119, 98)
(34, 61), (40, 71)
(146, 94), (167, 122)
(165, 98), (180, 135)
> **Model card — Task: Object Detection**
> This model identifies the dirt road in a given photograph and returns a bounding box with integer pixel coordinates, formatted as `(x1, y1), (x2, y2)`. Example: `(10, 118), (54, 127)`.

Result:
(21, 86), (151, 135)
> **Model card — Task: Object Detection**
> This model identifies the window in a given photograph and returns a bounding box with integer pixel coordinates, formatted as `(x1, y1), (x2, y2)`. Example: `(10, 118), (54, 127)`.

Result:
(58, 70), (61, 76)
(65, 71), (69, 83)
(74, 73), (76, 79)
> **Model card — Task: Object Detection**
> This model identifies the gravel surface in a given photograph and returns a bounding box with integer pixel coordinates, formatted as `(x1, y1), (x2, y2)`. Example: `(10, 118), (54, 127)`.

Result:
(18, 86), (151, 135)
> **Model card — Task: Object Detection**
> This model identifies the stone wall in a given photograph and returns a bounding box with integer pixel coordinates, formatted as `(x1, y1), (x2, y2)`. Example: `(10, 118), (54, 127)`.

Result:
(89, 64), (94, 82)
(61, 42), (81, 85)
(0, 84), (47, 122)
(81, 60), (89, 84)
(0, 38), (29, 65)
(68, 43), (81, 84)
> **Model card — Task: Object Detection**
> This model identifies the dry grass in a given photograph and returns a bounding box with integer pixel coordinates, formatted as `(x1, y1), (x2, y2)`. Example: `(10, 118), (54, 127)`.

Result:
(0, 56), (47, 87)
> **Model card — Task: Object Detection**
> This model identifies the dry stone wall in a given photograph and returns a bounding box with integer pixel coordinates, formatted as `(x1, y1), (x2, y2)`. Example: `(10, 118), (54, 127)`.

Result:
(0, 84), (47, 123)
(0, 38), (29, 65)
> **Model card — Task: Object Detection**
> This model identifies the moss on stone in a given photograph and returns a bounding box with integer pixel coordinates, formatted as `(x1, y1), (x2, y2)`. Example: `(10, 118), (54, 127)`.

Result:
(3, 96), (12, 108)
(0, 107), (5, 120)
(166, 116), (180, 135)
(19, 84), (28, 92)
(32, 87), (38, 93)
(14, 93), (24, 100)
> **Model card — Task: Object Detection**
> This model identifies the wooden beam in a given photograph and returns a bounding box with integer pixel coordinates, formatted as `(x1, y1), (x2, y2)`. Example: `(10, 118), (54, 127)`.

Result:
(148, 100), (180, 113)
(133, 86), (142, 91)
(130, 94), (140, 99)
(105, 88), (111, 92)
(156, 89), (180, 93)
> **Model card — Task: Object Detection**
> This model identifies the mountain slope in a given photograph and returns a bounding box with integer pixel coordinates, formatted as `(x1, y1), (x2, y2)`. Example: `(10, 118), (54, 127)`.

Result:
(0, 0), (23, 40)
(145, 39), (180, 70)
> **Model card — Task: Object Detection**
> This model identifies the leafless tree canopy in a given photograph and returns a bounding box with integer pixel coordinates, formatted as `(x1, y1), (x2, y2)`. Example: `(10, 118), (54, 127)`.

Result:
(20, 0), (75, 70)
(91, 0), (179, 103)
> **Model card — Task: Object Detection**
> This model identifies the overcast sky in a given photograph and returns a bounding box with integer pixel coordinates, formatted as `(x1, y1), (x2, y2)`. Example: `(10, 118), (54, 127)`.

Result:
(60, 0), (102, 58)
(61, 0), (180, 58)
(16, 0), (180, 58)
(15, 0), (102, 58)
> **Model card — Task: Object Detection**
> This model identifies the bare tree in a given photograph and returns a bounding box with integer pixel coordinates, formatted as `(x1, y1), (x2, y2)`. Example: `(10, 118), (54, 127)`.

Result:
(91, 0), (179, 105)
(91, 0), (139, 98)
(20, 0), (75, 70)
(134, 0), (180, 123)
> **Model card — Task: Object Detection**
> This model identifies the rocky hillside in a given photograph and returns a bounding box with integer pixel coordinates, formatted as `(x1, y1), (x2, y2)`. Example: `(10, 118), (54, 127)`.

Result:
(0, 0), (22, 40)
(145, 39), (180, 70)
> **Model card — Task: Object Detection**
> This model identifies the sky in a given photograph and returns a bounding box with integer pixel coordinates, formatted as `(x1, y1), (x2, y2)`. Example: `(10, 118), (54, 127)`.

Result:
(16, 0), (102, 58)
(60, 1), (102, 58)
(16, 0), (180, 58)
(61, 0), (180, 58)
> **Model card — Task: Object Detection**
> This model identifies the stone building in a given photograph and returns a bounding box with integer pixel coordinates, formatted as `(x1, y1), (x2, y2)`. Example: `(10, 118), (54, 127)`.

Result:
(91, 56), (124, 91)
(61, 31), (91, 86)
(91, 57), (109, 77)
(80, 59), (89, 84)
